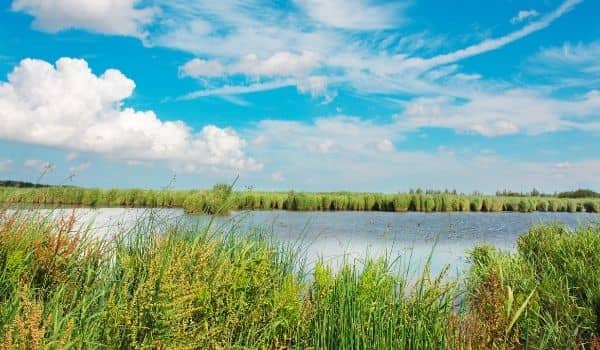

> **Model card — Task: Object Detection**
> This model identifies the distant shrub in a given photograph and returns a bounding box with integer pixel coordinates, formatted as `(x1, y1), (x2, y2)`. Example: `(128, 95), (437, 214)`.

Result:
(558, 188), (600, 198)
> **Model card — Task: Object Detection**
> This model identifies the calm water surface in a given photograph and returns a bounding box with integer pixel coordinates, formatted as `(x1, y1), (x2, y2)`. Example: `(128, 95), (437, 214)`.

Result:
(20, 208), (600, 276)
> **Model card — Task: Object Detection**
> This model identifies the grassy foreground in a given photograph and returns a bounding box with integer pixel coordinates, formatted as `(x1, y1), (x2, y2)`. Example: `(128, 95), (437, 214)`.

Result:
(1, 210), (600, 349)
(1, 185), (600, 215)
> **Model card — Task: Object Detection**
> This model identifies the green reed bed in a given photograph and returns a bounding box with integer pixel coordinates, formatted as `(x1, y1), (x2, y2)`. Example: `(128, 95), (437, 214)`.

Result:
(1, 209), (600, 349)
(0, 209), (458, 349)
(1, 186), (600, 215)
(465, 224), (600, 349)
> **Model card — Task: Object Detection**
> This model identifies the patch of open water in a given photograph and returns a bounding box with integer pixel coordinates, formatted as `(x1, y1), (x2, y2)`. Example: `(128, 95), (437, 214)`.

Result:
(14, 208), (600, 277)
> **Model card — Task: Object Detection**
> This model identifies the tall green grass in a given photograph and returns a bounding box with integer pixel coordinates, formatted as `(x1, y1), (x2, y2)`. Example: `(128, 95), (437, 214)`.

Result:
(1, 209), (600, 349)
(466, 225), (600, 349)
(0, 210), (458, 349)
(2, 186), (599, 215)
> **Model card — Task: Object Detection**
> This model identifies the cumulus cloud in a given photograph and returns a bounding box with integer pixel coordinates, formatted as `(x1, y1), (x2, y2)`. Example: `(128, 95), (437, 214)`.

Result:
(295, 0), (406, 30)
(12, 0), (157, 38)
(511, 9), (539, 24)
(0, 159), (12, 172)
(0, 58), (261, 172)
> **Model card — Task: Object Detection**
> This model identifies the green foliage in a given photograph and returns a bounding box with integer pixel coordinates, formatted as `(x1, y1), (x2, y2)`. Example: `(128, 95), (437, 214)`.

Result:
(2, 187), (600, 214)
(558, 188), (600, 198)
(466, 225), (600, 348)
(0, 210), (461, 349)
(2, 210), (600, 349)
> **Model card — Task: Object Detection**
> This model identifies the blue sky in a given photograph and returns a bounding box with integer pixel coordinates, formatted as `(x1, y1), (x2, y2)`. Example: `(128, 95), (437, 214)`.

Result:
(0, 0), (599, 193)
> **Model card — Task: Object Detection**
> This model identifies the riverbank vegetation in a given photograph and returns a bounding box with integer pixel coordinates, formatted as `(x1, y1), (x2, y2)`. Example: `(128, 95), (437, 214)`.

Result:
(1, 185), (600, 215)
(0, 210), (599, 349)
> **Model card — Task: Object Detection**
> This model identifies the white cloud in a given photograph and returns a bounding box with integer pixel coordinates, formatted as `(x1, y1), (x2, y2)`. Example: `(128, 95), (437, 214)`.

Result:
(12, 0), (157, 38)
(511, 9), (539, 24)
(68, 161), (91, 173)
(295, 0), (406, 30)
(553, 161), (572, 170)
(179, 58), (225, 78)
(66, 152), (78, 161)
(436, 146), (455, 157)
(0, 58), (260, 172)
(249, 116), (401, 158)
(270, 171), (284, 183)
(376, 139), (394, 152)
(12, 0), (583, 102)
(234, 51), (321, 77)
(533, 41), (600, 75)
(24, 159), (55, 172)
(528, 47), (600, 90)
(179, 52), (327, 98)
(399, 0), (581, 72)
(297, 76), (329, 97)
(159, 0), (581, 102)
(181, 80), (297, 100)
(0, 159), (12, 172)
(307, 139), (335, 154)
(243, 116), (600, 192)
(398, 89), (600, 136)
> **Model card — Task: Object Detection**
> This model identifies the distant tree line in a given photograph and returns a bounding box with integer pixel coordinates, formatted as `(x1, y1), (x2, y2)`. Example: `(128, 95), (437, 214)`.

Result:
(496, 188), (549, 197)
(496, 188), (600, 198)
(408, 189), (459, 195)
(1, 180), (597, 199)
(0, 180), (74, 188)
(556, 189), (600, 198)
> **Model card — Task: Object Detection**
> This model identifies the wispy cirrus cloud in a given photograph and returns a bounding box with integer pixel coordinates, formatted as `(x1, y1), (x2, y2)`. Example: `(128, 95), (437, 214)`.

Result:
(534, 41), (600, 74)
(171, 0), (583, 105)
(397, 0), (581, 72)
(11, 0), (596, 142)
(511, 9), (539, 24)
(180, 79), (297, 100)
(527, 40), (600, 89)
(294, 0), (408, 30)
(180, 51), (322, 79)
(179, 51), (329, 97)
(12, 0), (584, 103)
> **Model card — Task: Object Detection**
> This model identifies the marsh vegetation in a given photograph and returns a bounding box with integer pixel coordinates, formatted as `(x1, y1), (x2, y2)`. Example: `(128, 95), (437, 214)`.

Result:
(1, 185), (599, 215)
(1, 208), (600, 349)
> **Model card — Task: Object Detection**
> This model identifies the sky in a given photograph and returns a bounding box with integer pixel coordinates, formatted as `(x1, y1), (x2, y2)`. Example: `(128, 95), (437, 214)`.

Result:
(0, 0), (599, 193)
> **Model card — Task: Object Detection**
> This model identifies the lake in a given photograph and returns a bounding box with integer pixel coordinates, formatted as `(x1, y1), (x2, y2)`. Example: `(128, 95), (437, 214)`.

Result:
(16, 207), (600, 277)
